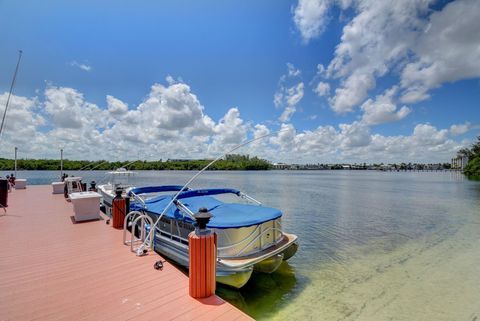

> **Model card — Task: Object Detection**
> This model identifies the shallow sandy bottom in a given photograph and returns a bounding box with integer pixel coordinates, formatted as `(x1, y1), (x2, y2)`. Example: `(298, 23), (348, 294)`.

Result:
(271, 222), (480, 321)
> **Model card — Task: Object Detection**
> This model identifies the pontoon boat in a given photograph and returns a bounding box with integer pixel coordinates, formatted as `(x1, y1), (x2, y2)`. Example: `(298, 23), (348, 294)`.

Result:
(128, 187), (298, 288)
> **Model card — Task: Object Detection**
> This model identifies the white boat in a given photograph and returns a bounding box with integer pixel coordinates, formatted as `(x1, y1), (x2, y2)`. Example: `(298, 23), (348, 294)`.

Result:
(63, 176), (84, 199)
(97, 168), (135, 213)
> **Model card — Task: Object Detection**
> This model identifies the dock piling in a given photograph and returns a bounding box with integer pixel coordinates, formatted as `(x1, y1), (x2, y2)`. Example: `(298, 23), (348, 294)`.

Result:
(189, 207), (216, 298)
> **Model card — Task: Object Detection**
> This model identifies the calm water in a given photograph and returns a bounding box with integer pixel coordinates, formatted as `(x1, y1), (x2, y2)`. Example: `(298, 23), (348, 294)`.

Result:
(7, 170), (480, 320)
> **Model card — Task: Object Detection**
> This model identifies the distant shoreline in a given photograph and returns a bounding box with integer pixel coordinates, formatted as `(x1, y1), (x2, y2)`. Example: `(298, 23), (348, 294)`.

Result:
(0, 154), (271, 171)
(0, 158), (455, 171)
(0, 156), (455, 172)
(1, 168), (462, 173)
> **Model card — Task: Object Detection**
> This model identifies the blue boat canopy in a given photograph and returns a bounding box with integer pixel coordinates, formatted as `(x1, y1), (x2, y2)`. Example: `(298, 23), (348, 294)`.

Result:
(128, 185), (186, 196)
(131, 188), (282, 229)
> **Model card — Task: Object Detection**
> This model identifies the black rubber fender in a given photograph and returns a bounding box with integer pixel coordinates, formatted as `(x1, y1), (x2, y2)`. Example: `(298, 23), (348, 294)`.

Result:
(154, 260), (166, 270)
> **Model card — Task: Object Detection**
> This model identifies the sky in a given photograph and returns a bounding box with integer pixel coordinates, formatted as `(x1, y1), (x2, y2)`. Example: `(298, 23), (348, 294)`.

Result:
(0, 0), (479, 163)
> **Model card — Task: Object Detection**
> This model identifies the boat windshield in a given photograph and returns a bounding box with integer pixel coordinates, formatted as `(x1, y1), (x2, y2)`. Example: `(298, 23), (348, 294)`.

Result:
(107, 168), (135, 188)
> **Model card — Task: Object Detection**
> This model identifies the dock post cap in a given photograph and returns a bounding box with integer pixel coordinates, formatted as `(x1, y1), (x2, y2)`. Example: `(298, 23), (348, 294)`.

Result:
(194, 207), (212, 230)
(114, 187), (123, 198)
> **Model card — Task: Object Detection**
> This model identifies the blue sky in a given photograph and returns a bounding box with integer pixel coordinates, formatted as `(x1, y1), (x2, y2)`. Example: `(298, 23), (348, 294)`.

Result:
(0, 0), (479, 163)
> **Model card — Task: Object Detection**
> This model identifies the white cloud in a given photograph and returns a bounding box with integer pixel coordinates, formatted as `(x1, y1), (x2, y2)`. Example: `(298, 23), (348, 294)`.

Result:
(398, 88), (430, 104)
(0, 93), (45, 149)
(165, 75), (175, 85)
(165, 75), (184, 85)
(266, 121), (464, 163)
(253, 124), (270, 139)
(297, 0), (480, 117)
(449, 122), (471, 136)
(329, 72), (375, 113)
(44, 86), (107, 130)
(274, 64), (304, 122)
(412, 123), (449, 146)
(270, 123), (297, 151)
(294, 125), (339, 157)
(293, 0), (332, 43)
(273, 92), (283, 108)
(102, 82), (217, 159)
(316, 63), (326, 76)
(249, 124), (271, 151)
(361, 129), (458, 162)
(360, 87), (411, 125)
(325, 0), (431, 113)
(286, 82), (304, 107)
(0, 80), (471, 164)
(279, 106), (297, 123)
(314, 81), (330, 97)
(339, 121), (371, 148)
(212, 107), (247, 146)
(287, 63), (301, 77)
(106, 95), (128, 118)
(136, 83), (213, 132)
(0, 81), (221, 160)
(70, 61), (92, 72)
(399, 0), (480, 103)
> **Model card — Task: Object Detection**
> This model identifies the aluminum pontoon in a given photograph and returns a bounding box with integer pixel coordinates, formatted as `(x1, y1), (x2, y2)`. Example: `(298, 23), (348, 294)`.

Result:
(128, 186), (298, 288)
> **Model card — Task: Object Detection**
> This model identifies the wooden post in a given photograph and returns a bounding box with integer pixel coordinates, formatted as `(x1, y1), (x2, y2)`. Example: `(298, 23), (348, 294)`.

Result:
(112, 189), (127, 229)
(189, 208), (216, 298)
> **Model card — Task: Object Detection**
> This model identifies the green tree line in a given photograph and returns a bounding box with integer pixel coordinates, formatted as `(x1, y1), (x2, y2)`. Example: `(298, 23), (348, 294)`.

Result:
(458, 136), (480, 179)
(0, 154), (272, 171)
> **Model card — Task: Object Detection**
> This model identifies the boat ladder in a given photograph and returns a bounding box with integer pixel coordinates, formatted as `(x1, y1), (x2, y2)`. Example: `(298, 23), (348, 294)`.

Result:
(123, 210), (154, 255)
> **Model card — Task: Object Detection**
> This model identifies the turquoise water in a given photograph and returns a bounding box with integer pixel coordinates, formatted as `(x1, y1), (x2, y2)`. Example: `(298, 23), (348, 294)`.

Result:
(8, 170), (480, 320)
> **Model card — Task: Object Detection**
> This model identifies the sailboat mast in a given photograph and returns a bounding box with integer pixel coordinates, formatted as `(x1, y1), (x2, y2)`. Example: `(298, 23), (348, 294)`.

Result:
(60, 149), (64, 179)
(14, 147), (17, 177)
(0, 50), (23, 142)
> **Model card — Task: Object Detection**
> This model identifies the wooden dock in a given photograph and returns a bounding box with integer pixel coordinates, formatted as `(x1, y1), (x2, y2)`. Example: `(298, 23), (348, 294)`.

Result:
(0, 185), (252, 321)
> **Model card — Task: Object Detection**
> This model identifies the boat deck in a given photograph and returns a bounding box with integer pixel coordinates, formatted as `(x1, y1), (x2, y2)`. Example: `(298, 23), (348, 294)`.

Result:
(0, 185), (252, 321)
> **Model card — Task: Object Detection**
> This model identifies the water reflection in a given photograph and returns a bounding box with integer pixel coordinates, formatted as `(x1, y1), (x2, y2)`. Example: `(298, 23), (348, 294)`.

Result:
(216, 262), (300, 320)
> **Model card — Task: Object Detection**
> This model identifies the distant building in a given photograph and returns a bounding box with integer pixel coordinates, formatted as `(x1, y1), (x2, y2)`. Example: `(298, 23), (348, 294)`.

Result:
(272, 162), (289, 170)
(451, 156), (469, 170)
(290, 164), (301, 170)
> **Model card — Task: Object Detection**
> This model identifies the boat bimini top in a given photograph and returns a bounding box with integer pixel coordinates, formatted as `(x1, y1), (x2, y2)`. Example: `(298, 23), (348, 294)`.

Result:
(107, 167), (135, 176)
(129, 187), (283, 229)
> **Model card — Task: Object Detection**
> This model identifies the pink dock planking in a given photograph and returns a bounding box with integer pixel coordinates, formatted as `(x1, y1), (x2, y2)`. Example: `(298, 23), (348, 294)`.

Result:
(0, 185), (252, 321)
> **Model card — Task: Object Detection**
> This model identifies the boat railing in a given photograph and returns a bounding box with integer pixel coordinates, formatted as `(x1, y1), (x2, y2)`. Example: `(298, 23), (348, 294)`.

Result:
(172, 188), (260, 204)
(129, 191), (146, 209)
(172, 199), (196, 220)
(157, 226), (190, 245)
(123, 211), (143, 245)
(172, 191), (261, 219)
(128, 185), (189, 211)
(238, 192), (262, 205)
(172, 197), (283, 257)
(123, 210), (154, 253)
(175, 188), (241, 200)
(218, 226), (285, 258)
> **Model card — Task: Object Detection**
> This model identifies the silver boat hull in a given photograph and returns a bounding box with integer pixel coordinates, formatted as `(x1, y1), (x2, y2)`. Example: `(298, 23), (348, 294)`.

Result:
(152, 218), (298, 288)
